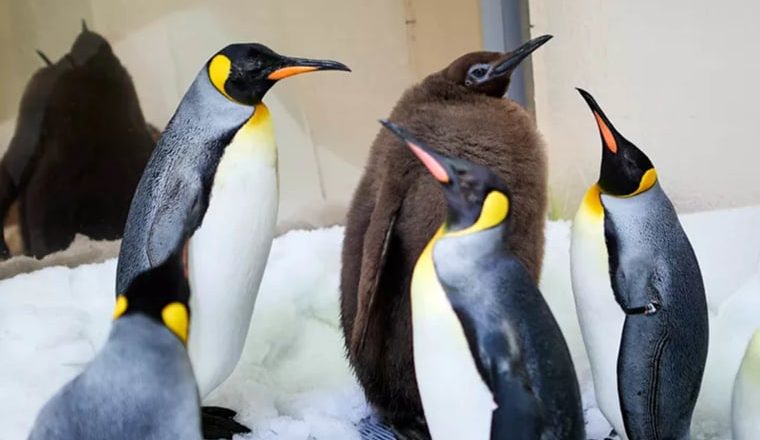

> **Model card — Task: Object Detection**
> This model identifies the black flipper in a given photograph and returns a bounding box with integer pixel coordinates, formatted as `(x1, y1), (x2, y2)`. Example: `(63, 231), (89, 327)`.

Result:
(453, 306), (543, 439)
(201, 406), (251, 439)
(604, 213), (663, 315)
(146, 176), (205, 267)
(617, 323), (670, 440)
(489, 364), (543, 439)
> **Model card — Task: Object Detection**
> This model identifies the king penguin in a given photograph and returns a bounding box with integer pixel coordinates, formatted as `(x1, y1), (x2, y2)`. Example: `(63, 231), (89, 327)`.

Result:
(341, 35), (552, 437)
(380, 120), (584, 440)
(28, 239), (200, 440)
(115, 43), (349, 437)
(732, 328), (760, 439)
(570, 89), (708, 440)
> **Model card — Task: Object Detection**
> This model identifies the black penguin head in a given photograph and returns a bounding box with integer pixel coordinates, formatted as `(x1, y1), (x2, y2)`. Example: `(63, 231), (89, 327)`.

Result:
(443, 35), (552, 98)
(113, 242), (191, 343)
(206, 43), (350, 106)
(68, 20), (113, 66)
(577, 88), (658, 197)
(380, 120), (511, 233)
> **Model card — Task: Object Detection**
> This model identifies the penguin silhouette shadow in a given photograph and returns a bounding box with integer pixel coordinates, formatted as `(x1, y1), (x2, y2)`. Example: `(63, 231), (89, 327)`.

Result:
(0, 20), (155, 259)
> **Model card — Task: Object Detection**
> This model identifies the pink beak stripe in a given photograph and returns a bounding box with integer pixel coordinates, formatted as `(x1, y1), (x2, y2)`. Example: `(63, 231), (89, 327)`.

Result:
(408, 143), (450, 184)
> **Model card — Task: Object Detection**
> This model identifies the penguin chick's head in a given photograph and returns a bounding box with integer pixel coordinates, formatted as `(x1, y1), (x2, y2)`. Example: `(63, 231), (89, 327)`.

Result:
(577, 88), (657, 197)
(67, 20), (113, 67)
(380, 120), (511, 233)
(113, 243), (191, 343)
(443, 35), (552, 98)
(206, 43), (350, 106)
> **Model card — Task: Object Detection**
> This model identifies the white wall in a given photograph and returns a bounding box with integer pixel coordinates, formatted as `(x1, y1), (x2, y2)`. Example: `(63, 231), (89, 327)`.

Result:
(529, 0), (760, 218)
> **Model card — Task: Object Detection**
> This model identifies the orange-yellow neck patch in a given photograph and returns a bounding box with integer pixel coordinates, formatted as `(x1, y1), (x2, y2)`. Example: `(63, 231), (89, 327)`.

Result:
(581, 184), (603, 218)
(247, 103), (271, 127)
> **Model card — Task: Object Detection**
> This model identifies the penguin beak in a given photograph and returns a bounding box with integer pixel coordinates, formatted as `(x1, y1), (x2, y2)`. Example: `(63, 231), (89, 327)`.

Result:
(576, 88), (621, 154)
(267, 57), (351, 80)
(379, 120), (452, 184)
(488, 34), (553, 79)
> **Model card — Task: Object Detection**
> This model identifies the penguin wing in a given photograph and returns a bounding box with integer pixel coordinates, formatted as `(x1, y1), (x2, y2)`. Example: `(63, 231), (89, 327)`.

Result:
(349, 194), (400, 355)
(446, 281), (544, 436)
(605, 217), (666, 315)
(145, 173), (204, 268)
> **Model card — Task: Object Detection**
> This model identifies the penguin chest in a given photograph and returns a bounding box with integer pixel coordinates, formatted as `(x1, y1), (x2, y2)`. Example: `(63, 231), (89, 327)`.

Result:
(411, 239), (495, 440)
(570, 185), (626, 436)
(187, 115), (278, 397)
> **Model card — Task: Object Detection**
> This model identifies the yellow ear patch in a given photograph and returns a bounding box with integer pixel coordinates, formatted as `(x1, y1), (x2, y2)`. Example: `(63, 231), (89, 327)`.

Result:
(162, 302), (189, 343)
(625, 168), (658, 197)
(208, 54), (235, 102)
(113, 295), (128, 320)
(447, 191), (510, 237)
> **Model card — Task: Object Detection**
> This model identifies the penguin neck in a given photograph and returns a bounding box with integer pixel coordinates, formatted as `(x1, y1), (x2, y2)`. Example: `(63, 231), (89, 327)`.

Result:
(440, 224), (505, 256)
(434, 226), (506, 285)
(109, 314), (186, 352)
(172, 71), (254, 134)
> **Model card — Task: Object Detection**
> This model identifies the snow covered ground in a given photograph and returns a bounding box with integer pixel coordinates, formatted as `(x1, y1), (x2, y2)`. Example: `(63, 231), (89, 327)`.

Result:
(1, 206), (759, 439)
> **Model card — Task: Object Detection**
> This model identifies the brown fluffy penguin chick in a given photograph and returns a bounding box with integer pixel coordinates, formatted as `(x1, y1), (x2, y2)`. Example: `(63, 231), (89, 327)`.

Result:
(340, 35), (552, 439)
(0, 22), (155, 259)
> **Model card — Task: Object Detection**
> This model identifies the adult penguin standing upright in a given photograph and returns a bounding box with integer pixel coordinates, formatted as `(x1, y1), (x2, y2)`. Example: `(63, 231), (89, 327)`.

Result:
(382, 120), (584, 440)
(570, 89), (708, 440)
(340, 35), (552, 437)
(116, 43), (349, 438)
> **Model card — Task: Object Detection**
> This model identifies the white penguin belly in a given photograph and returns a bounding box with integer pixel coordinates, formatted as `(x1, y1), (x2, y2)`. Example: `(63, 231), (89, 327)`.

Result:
(732, 331), (760, 440)
(411, 240), (495, 440)
(570, 186), (627, 439)
(187, 110), (278, 398)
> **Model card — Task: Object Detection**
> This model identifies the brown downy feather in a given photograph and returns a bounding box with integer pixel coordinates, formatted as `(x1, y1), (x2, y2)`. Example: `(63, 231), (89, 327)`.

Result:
(340, 53), (548, 435)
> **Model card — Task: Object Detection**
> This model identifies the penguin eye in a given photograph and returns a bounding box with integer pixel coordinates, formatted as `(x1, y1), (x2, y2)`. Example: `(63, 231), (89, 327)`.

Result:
(465, 64), (491, 87)
(471, 67), (488, 77)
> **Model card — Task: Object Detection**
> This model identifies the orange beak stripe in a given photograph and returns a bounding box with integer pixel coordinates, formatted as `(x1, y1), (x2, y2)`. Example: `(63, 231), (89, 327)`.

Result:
(267, 66), (319, 80)
(594, 111), (618, 154)
(409, 143), (450, 184)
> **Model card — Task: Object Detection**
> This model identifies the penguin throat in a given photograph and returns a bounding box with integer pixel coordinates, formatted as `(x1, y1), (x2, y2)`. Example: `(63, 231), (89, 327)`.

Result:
(600, 168), (658, 198)
(444, 191), (509, 237)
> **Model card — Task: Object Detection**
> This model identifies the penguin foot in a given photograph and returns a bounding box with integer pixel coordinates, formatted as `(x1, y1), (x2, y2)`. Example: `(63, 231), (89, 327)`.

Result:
(604, 428), (620, 440)
(201, 406), (251, 439)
